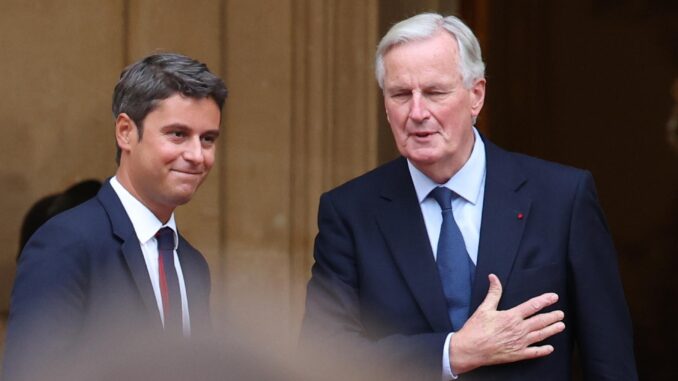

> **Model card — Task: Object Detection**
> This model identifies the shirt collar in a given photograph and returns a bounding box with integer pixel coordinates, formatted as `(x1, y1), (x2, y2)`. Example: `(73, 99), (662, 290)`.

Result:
(408, 127), (486, 205)
(110, 176), (177, 247)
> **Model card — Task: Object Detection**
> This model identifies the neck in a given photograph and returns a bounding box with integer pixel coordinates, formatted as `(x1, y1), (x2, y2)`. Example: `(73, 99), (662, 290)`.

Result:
(114, 170), (173, 224)
(416, 134), (475, 184)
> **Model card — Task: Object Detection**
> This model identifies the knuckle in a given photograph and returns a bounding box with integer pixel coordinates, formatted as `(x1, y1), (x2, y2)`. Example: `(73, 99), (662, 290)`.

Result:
(543, 313), (556, 326)
(529, 296), (551, 313)
(534, 329), (545, 342)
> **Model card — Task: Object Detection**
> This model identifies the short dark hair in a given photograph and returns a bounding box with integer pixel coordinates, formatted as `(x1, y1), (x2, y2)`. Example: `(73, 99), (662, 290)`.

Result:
(112, 52), (228, 164)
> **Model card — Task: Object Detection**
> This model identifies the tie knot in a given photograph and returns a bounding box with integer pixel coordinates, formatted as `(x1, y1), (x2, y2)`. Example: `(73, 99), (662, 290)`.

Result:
(156, 227), (175, 251)
(429, 187), (455, 211)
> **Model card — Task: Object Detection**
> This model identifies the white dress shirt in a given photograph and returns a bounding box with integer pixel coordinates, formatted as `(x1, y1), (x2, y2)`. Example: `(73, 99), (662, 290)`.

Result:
(407, 127), (486, 380)
(110, 176), (191, 336)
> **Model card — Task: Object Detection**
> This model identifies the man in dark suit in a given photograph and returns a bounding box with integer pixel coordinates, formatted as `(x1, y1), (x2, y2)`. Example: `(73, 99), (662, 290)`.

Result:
(3, 53), (227, 380)
(302, 13), (637, 380)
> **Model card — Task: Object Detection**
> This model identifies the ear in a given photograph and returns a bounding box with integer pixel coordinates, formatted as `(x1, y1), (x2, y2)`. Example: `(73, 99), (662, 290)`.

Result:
(469, 78), (486, 117)
(115, 113), (137, 155)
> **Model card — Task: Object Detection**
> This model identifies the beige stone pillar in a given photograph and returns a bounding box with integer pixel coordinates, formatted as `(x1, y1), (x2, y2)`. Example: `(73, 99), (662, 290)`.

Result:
(220, 0), (378, 341)
(0, 0), (125, 311)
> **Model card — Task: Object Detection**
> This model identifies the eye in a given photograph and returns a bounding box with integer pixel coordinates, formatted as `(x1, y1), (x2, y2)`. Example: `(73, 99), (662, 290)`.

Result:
(201, 134), (218, 146)
(170, 130), (186, 138)
(426, 90), (450, 100)
(390, 91), (411, 100)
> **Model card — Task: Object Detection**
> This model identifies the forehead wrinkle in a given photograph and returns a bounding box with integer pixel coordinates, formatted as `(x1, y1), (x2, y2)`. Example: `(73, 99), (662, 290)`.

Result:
(383, 32), (461, 91)
(384, 65), (458, 93)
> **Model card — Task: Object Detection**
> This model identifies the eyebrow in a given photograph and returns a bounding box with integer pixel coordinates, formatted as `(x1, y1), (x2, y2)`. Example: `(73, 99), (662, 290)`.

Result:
(384, 86), (411, 94)
(161, 123), (190, 130)
(204, 130), (220, 138)
(161, 123), (220, 136)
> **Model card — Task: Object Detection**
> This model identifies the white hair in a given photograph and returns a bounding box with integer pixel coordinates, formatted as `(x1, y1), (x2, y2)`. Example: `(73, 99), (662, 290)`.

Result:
(375, 13), (485, 89)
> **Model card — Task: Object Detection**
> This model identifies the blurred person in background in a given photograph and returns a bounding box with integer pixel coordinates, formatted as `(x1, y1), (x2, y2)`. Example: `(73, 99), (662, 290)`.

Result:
(17, 179), (102, 260)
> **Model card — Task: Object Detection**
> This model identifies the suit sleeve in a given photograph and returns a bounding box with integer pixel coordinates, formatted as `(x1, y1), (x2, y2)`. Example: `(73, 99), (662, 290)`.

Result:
(568, 172), (638, 380)
(301, 192), (448, 380)
(2, 222), (89, 380)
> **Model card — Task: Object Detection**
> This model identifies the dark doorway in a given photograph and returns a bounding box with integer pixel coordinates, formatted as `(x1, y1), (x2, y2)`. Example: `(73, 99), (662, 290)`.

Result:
(478, 1), (678, 379)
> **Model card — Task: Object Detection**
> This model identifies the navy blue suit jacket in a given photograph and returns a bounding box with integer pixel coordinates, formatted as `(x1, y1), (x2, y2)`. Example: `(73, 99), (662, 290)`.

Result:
(2, 180), (211, 380)
(302, 138), (637, 380)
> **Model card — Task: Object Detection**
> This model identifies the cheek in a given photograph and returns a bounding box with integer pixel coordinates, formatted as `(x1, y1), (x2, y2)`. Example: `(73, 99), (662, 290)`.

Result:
(157, 145), (183, 163)
(385, 103), (406, 123)
(203, 151), (216, 169)
(386, 110), (408, 132)
(436, 107), (465, 127)
(389, 125), (408, 146)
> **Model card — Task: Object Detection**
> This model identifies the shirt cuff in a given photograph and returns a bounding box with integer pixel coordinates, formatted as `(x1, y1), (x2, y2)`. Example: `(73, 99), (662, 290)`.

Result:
(442, 332), (458, 380)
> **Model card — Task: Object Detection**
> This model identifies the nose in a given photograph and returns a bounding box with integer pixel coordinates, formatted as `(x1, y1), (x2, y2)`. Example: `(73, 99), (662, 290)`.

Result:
(182, 136), (205, 165)
(408, 92), (430, 122)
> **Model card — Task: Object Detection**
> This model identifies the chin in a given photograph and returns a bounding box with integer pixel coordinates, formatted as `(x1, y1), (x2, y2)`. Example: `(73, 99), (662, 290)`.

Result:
(174, 180), (201, 193)
(406, 151), (443, 165)
(169, 189), (197, 205)
(170, 196), (193, 208)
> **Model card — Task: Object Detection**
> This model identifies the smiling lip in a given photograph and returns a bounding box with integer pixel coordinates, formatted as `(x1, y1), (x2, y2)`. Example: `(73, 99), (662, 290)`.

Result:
(171, 169), (203, 176)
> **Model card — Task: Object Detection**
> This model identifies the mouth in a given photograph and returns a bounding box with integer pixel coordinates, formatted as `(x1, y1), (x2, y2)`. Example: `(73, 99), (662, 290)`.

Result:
(410, 131), (437, 139)
(171, 169), (203, 176)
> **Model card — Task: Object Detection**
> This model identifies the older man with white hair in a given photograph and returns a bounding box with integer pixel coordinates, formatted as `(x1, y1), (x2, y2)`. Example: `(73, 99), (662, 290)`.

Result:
(302, 13), (637, 381)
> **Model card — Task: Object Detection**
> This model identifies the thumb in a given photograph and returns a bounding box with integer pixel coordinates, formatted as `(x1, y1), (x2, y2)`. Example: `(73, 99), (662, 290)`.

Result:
(478, 274), (502, 311)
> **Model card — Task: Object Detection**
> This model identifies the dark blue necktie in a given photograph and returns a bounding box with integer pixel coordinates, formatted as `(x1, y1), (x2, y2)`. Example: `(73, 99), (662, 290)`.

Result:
(429, 187), (475, 331)
(156, 227), (182, 335)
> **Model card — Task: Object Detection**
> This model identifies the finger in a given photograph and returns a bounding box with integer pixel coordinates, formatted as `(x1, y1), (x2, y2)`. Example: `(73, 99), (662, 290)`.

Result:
(487, 344), (555, 366)
(512, 345), (555, 362)
(512, 292), (559, 319)
(524, 321), (566, 346)
(524, 310), (564, 332)
(478, 274), (502, 311)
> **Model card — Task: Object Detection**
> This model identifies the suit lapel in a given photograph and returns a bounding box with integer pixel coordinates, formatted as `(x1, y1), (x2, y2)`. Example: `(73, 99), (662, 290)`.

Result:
(177, 238), (209, 329)
(375, 158), (452, 332)
(97, 180), (161, 325)
(470, 140), (531, 311)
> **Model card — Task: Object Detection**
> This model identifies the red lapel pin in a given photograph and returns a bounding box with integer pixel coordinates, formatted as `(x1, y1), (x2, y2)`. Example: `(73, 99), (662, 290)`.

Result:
(517, 212), (524, 220)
